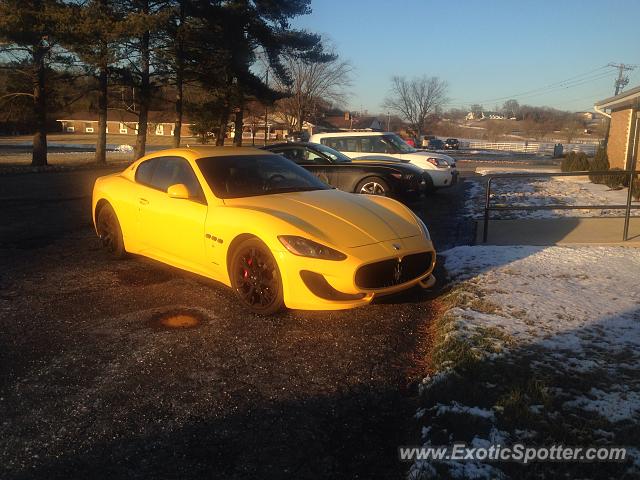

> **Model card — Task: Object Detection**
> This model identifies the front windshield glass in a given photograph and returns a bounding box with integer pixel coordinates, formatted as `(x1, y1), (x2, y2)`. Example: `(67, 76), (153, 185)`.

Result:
(196, 154), (330, 198)
(382, 134), (417, 153)
(313, 143), (352, 163)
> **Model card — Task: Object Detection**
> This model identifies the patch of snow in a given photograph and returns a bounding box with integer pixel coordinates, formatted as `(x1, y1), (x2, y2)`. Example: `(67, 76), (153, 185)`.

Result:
(465, 176), (639, 219)
(563, 388), (640, 422)
(114, 144), (134, 152)
(434, 402), (495, 420)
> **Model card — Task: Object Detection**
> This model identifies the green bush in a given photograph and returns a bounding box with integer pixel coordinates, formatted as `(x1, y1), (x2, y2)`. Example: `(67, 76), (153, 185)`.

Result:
(632, 179), (640, 201)
(589, 147), (610, 184)
(603, 168), (626, 189)
(561, 151), (590, 172)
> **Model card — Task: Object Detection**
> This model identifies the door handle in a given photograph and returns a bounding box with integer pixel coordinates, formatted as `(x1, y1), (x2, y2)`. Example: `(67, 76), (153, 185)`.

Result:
(139, 197), (149, 205)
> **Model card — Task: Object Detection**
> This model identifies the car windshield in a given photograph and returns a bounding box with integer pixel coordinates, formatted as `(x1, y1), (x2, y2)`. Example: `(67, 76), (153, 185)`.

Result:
(382, 134), (417, 153)
(312, 143), (352, 163)
(196, 154), (330, 198)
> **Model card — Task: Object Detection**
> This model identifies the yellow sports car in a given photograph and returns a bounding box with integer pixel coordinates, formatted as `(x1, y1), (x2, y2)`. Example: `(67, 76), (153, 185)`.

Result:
(92, 147), (436, 314)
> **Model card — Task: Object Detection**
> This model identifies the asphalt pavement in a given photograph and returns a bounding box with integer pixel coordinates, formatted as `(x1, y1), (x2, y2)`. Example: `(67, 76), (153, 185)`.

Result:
(0, 166), (474, 479)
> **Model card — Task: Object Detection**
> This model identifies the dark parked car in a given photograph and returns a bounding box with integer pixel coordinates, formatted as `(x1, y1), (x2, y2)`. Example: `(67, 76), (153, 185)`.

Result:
(427, 138), (445, 150)
(262, 142), (427, 198)
(444, 138), (460, 150)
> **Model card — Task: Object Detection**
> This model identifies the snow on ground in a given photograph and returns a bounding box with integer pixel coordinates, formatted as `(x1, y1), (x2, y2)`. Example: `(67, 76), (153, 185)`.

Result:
(443, 246), (640, 370)
(411, 245), (640, 479)
(465, 174), (639, 219)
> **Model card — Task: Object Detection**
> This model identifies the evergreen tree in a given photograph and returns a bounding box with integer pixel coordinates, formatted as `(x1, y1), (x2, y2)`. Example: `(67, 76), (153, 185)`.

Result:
(63, 0), (125, 164)
(118, 0), (171, 159)
(186, 0), (326, 146)
(0, 0), (68, 166)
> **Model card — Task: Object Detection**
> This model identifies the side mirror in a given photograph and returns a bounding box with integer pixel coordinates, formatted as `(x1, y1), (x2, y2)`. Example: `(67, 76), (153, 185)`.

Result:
(167, 183), (190, 199)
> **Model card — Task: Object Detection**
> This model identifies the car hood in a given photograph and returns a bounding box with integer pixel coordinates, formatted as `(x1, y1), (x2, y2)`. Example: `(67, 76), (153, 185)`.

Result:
(224, 189), (420, 248)
(393, 150), (456, 167)
(351, 155), (411, 164)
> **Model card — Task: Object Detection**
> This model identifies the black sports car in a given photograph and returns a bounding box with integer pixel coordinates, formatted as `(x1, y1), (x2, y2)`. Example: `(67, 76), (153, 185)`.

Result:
(444, 138), (460, 150)
(262, 142), (427, 198)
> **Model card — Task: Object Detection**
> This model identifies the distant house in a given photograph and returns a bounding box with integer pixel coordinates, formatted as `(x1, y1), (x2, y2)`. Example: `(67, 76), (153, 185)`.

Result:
(576, 111), (597, 121)
(56, 110), (194, 137)
(466, 111), (505, 121)
(323, 112), (384, 131)
(594, 85), (640, 169)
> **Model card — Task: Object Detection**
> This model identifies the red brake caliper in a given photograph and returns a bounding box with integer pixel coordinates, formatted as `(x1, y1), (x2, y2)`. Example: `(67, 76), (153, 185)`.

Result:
(243, 257), (253, 279)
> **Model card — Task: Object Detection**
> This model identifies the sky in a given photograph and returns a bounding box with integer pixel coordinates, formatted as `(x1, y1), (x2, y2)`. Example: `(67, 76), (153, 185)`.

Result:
(293, 0), (640, 114)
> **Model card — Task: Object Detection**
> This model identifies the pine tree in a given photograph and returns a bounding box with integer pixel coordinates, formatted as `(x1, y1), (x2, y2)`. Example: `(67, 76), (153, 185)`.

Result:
(62, 0), (125, 164)
(118, 0), (171, 159)
(185, 0), (326, 146)
(0, 0), (68, 166)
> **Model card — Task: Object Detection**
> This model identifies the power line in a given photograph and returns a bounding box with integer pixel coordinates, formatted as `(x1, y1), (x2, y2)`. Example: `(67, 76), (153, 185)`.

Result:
(444, 69), (616, 108)
(457, 65), (610, 105)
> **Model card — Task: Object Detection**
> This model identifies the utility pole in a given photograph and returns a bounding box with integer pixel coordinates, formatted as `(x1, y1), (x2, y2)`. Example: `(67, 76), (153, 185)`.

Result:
(263, 67), (269, 146)
(608, 63), (637, 96)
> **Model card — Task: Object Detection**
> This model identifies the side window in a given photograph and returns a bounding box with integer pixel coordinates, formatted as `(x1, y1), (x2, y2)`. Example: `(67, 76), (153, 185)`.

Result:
(321, 137), (358, 152)
(140, 156), (205, 202)
(150, 157), (180, 191)
(361, 136), (389, 153)
(321, 137), (338, 149)
(173, 159), (206, 202)
(135, 159), (156, 185)
(305, 149), (330, 164)
(345, 137), (359, 152)
(277, 148), (306, 164)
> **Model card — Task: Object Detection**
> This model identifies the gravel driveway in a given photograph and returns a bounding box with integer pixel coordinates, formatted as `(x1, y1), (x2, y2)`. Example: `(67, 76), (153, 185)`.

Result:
(0, 167), (472, 479)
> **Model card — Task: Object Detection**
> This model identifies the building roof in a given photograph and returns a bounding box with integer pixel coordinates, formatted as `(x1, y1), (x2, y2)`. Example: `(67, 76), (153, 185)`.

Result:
(324, 115), (382, 130)
(56, 110), (192, 124)
(594, 85), (640, 109)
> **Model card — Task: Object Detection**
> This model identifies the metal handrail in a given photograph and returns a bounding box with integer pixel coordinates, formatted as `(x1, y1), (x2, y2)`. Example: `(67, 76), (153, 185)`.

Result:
(482, 170), (640, 243)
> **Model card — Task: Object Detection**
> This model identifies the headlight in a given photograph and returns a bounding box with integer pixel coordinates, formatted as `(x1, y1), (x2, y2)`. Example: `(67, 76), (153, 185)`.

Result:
(415, 216), (431, 240)
(426, 157), (450, 168)
(278, 235), (347, 261)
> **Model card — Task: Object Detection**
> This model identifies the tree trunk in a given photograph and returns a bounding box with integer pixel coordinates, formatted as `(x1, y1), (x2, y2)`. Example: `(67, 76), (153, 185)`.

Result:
(32, 45), (47, 167)
(296, 108), (304, 133)
(216, 105), (229, 146)
(233, 107), (243, 147)
(134, 30), (150, 160)
(96, 62), (108, 164)
(172, 0), (185, 148)
(173, 72), (183, 147)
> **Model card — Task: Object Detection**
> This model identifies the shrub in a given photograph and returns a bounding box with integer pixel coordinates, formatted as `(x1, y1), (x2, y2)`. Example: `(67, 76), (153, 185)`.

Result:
(589, 147), (610, 184)
(632, 179), (640, 201)
(603, 168), (626, 189)
(561, 151), (590, 172)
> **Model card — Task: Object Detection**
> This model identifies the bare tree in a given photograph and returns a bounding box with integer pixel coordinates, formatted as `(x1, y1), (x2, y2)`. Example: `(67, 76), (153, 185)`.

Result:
(273, 51), (352, 131)
(383, 75), (448, 137)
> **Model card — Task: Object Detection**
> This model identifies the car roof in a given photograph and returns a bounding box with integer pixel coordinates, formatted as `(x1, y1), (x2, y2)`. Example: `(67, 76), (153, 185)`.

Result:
(263, 142), (324, 149)
(310, 131), (388, 138)
(141, 146), (275, 161)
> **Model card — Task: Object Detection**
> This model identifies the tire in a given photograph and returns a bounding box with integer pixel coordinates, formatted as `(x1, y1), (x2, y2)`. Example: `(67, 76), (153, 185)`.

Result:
(96, 203), (126, 259)
(356, 177), (390, 196)
(229, 237), (285, 315)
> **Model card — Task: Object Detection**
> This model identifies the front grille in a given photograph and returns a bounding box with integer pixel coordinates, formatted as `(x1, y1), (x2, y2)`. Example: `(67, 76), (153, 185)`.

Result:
(355, 252), (433, 289)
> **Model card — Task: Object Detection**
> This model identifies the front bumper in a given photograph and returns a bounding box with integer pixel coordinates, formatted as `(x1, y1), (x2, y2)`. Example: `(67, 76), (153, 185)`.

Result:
(427, 168), (457, 188)
(278, 236), (436, 310)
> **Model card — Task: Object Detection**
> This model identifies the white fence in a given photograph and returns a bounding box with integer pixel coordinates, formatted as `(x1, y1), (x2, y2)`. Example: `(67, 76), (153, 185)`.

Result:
(240, 132), (277, 140)
(458, 139), (598, 156)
